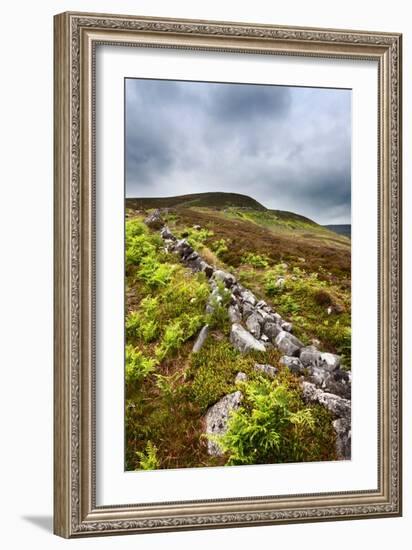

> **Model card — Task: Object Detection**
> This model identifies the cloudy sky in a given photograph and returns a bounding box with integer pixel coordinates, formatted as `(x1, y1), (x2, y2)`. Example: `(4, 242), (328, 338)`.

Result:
(125, 78), (351, 225)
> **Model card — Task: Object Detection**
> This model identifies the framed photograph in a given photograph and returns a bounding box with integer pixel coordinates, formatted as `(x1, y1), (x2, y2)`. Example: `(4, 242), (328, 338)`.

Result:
(54, 11), (402, 537)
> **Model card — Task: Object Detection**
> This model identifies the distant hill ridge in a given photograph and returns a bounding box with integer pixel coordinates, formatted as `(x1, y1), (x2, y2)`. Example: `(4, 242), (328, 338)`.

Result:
(127, 192), (318, 226)
(323, 224), (351, 239)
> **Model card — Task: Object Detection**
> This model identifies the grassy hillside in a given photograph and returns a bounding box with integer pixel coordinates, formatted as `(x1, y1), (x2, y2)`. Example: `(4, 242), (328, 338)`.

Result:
(125, 215), (339, 470)
(124, 193), (351, 470)
(127, 192), (266, 211)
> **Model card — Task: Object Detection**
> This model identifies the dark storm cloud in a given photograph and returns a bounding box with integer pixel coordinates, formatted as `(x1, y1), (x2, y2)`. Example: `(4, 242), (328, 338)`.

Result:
(125, 78), (351, 224)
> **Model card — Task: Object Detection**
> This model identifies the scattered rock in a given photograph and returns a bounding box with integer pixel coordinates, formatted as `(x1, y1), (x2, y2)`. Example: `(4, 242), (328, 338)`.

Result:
(279, 355), (304, 374)
(275, 277), (286, 288)
(275, 331), (304, 356)
(254, 363), (278, 379)
(262, 321), (282, 342)
(204, 391), (243, 456)
(299, 345), (322, 367)
(281, 321), (293, 332)
(333, 417), (351, 460)
(192, 325), (209, 353)
(235, 372), (248, 384)
(212, 270), (236, 288)
(228, 304), (242, 324)
(193, 224), (201, 230)
(241, 289), (257, 306)
(301, 381), (351, 419)
(320, 352), (341, 371)
(144, 209), (164, 229)
(241, 302), (255, 320)
(230, 323), (266, 353)
(245, 312), (263, 339)
(160, 225), (176, 241)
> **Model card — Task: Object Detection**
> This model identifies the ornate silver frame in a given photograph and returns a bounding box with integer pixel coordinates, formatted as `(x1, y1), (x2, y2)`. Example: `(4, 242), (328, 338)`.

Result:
(53, 11), (402, 538)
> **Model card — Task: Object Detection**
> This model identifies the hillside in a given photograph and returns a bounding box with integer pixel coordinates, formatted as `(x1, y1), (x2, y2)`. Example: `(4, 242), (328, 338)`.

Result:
(124, 197), (352, 471)
(127, 192), (266, 211)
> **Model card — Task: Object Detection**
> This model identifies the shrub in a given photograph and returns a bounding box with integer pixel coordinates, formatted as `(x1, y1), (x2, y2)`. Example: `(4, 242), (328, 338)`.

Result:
(241, 252), (270, 268)
(125, 345), (157, 385)
(136, 441), (159, 470)
(211, 238), (229, 258)
(209, 378), (322, 465)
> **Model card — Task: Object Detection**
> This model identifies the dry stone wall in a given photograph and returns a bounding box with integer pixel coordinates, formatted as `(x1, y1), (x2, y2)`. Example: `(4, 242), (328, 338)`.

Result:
(145, 210), (351, 460)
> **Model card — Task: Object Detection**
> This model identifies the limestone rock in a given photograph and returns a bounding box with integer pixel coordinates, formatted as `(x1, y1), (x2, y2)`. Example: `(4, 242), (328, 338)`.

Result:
(275, 331), (304, 356)
(192, 325), (209, 353)
(144, 209), (164, 229)
(262, 321), (282, 343)
(204, 391), (243, 456)
(279, 355), (304, 374)
(230, 323), (266, 353)
(301, 381), (351, 419)
(245, 312), (262, 339)
(235, 372), (248, 384)
(254, 363), (278, 379)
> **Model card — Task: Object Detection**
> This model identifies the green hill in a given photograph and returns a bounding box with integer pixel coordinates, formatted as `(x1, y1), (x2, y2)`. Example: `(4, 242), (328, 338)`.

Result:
(127, 192), (267, 212)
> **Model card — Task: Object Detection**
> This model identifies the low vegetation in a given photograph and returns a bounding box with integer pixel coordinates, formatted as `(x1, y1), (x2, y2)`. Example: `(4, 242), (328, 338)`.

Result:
(125, 193), (350, 470)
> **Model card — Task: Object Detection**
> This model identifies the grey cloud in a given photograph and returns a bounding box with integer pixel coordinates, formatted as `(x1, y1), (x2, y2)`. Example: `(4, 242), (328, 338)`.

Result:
(125, 78), (351, 225)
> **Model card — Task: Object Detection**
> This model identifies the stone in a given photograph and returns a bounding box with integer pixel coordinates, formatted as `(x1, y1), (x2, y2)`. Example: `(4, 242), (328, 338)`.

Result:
(160, 225), (176, 241)
(245, 312), (262, 339)
(256, 299), (267, 308)
(212, 269), (236, 288)
(254, 363), (278, 379)
(299, 345), (322, 367)
(241, 302), (255, 320)
(261, 334), (269, 342)
(198, 261), (214, 278)
(275, 331), (304, 356)
(192, 325), (209, 353)
(228, 304), (242, 324)
(281, 321), (293, 332)
(241, 289), (257, 306)
(279, 355), (304, 374)
(262, 321), (282, 342)
(276, 277), (286, 288)
(204, 391), (243, 456)
(308, 365), (329, 387)
(230, 323), (266, 353)
(144, 209), (164, 229)
(185, 251), (199, 262)
(323, 369), (351, 399)
(174, 239), (193, 258)
(301, 381), (351, 419)
(235, 372), (248, 384)
(333, 417), (351, 460)
(320, 352), (341, 371)
(193, 224), (201, 230)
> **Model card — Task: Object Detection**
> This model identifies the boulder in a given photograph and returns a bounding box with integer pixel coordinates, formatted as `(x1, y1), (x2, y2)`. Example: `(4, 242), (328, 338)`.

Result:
(262, 321), (282, 342)
(240, 289), (257, 306)
(198, 261), (214, 278)
(333, 417), (351, 460)
(281, 321), (293, 332)
(192, 325), (209, 353)
(230, 323), (266, 353)
(301, 381), (351, 419)
(160, 225), (176, 241)
(228, 304), (242, 324)
(322, 369), (351, 399)
(299, 345), (322, 367)
(204, 391), (243, 456)
(279, 355), (304, 374)
(275, 331), (304, 356)
(245, 312), (262, 339)
(144, 209), (164, 229)
(256, 300), (267, 308)
(212, 270), (236, 288)
(185, 251), (199, 262)
(254, 363), (278, 379)
(241, 302), (255, 320)
(320, 352), (341, 371)
(235, 372), (248, 384)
